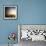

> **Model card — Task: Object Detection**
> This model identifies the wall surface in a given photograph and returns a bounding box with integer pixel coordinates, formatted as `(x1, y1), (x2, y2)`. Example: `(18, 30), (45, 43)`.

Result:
(0, 0), (46, 46)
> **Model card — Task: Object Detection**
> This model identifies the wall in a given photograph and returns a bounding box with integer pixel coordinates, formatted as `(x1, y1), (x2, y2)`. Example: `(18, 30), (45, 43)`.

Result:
(0, 0), (46, 45)
(0, 0), (20, 44)
(20, 0), (46, 24)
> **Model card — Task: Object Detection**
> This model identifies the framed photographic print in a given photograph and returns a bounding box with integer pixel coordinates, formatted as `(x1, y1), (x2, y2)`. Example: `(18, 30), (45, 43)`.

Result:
(4, 5), (17, 19)
(18, 24), (46, 41)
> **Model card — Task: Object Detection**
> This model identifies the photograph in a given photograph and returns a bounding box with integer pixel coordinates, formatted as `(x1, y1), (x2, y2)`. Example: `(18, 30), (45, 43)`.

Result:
(4, 6), (17, 19)
(18, 24), (46, 41)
